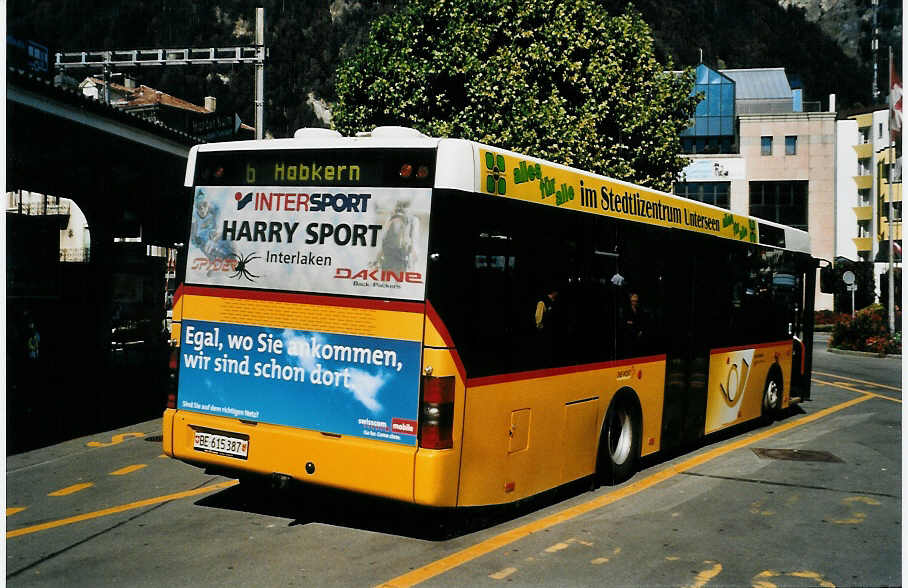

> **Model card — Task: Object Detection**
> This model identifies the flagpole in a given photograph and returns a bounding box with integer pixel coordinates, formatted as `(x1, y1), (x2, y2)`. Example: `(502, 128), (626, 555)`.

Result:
(887, 46), (895, 333)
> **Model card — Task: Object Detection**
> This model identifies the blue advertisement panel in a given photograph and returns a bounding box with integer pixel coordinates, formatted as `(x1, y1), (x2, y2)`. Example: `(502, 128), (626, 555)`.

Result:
(177, 319), (421, 445)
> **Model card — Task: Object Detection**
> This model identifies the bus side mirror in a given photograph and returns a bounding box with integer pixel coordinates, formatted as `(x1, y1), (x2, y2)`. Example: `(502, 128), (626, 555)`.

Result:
(818, 260), (836, 293)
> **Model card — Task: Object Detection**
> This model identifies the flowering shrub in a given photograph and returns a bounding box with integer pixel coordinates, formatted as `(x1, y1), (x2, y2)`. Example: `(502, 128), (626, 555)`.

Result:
(814, 310), (848, 326)
(830, 304), (902, 355)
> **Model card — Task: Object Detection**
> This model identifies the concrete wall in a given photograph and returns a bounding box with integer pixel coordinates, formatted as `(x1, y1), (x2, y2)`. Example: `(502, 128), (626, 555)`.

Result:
(738, 112), (837, 309)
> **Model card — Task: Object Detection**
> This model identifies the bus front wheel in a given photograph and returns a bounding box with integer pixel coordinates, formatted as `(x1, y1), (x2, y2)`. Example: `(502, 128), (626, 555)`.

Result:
(597, 392), (641, 485)
(762, 369), (783, 421)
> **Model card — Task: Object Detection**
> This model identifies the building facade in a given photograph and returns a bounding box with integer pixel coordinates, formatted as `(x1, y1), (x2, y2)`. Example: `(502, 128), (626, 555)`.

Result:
(835, 108), (902, 301)
(676, 64), (837, 309)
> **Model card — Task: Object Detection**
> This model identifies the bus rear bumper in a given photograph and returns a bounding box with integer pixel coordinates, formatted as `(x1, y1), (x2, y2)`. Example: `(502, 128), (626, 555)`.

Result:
(168, 410), (420, 503)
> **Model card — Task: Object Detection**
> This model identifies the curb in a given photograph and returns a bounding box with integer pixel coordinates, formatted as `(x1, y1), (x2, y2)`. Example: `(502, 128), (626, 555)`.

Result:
(826, 346), (902, 360)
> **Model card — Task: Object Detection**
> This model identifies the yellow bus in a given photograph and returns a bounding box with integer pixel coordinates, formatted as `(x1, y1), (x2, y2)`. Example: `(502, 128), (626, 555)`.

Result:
(162, 126), (816, 507)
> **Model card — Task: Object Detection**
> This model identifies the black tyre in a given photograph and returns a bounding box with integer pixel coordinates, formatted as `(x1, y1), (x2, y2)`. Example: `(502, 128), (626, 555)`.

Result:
(762, 370), (783, 421)
(597, 392), (641, 485)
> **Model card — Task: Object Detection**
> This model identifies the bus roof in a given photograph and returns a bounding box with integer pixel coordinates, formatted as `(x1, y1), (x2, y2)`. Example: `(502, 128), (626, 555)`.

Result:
(186, 127), (811, 254)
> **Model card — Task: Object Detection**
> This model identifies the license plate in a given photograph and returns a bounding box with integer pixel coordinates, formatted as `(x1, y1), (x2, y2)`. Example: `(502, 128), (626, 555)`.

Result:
(193, 429), (248, 459)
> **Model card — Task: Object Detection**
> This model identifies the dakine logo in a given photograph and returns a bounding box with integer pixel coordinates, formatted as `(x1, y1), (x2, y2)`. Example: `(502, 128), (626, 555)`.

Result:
(235, 191), (253, 210)
(334, 268), (423, 283)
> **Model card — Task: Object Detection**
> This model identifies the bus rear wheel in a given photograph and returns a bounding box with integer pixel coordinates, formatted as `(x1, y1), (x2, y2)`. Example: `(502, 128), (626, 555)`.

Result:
(597, 393), (641, 485)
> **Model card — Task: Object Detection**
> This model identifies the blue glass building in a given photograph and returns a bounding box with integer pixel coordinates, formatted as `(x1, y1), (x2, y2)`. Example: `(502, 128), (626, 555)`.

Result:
(680, 64), (737, 154)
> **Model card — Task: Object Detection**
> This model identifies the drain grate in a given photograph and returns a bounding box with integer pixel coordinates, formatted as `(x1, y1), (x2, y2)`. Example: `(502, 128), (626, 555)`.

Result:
(145, 435), (163, 442)
(752, 448), (844, 463)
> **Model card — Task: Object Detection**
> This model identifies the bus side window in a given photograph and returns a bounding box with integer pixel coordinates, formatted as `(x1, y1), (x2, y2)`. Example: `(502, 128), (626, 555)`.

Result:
(614, 223), (666, 359)
(583, 215), (619, 363)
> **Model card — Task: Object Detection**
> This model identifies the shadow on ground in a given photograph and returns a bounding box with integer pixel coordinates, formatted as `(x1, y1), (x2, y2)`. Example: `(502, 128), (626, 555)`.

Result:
(193, 404), (808, 541)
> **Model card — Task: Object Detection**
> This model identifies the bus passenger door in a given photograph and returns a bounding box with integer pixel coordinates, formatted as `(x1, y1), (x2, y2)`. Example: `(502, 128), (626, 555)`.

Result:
(661, 234), (714, 449)
(789, 256), (817, 401)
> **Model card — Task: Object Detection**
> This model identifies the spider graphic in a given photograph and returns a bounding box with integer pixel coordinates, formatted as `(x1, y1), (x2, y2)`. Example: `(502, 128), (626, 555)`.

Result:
(228, 252), (261, 282)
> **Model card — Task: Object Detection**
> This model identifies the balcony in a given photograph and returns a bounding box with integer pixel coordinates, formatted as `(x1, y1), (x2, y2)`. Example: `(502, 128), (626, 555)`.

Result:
(853, 113), (873, 128)
(879, 224), (903, 241)
(852, 237), (872, 252)
(853, 142), (872, 159)
(853, 175), (873, 190)
(878, 180), (902, 201)
(852, 206), (873, 221)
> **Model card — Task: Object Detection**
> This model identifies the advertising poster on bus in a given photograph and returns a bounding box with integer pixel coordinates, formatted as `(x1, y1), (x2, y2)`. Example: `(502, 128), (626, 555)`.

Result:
(176, 318), (422, 445)
(186, 185), (432, 301)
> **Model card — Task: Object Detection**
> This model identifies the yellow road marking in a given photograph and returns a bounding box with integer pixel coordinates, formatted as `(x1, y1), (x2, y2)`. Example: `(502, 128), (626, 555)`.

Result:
(7, 507), (27, 516)
(591, 557), (609, 565)
(544, 542), (570, 553)
(684, 560), (722, 588)
(812, 370), (901, 392)
(86, 432), (145, 448)
(754, 569), (835, 588)
(488, 567), (517, 580)
(376, 394), (872, 588)
(813, 378), (901, 403)
(110, 464), (148, 476)
(829, 495), (881, 525)
(829, 512), (866, 524)
(8, 480), (238, 539)
(48, 483), (94, 497)
(844, 496), (881, 506)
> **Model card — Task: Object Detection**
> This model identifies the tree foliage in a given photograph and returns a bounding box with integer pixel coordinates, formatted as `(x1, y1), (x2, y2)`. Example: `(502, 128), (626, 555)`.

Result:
(333, 0), (698, 191)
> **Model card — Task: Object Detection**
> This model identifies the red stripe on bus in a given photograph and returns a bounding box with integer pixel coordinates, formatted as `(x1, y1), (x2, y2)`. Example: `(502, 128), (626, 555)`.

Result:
(425, 300), (456, 348)
(180, 285), (425, 313)
(173, 283), (185, 306)
(467, 355), (667, 388)
(710, 340), (792, 355)
(425, 300), (467, 382)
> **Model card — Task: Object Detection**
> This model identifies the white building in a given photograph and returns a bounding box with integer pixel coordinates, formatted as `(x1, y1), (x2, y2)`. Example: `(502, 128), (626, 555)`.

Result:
(835, 108), (901, 300)
(676, 65), (837, 309)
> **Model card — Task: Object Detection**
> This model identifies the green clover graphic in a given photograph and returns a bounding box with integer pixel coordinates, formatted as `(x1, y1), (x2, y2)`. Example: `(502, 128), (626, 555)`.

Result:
(485, 152), (507, 195)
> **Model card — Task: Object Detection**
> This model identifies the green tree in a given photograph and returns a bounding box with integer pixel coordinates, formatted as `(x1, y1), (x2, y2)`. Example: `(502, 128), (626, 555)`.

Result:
(333, 0), (697, 190)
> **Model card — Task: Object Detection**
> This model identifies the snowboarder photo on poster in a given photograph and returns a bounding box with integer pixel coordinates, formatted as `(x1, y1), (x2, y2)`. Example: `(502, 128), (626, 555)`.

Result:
(374, 201), (420, 273)
(191, 190), (235, 268)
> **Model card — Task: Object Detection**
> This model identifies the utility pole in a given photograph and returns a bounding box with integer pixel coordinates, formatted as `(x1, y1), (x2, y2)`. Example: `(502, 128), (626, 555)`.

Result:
(54, 8), (266, 138)
(255, 7), (265, 140)
(886, 46), (895, 333)
(871, 0), (880, 101)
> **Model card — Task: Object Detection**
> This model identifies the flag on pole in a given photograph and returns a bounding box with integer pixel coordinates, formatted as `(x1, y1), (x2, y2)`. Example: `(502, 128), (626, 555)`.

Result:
(890, 58), (902, 143)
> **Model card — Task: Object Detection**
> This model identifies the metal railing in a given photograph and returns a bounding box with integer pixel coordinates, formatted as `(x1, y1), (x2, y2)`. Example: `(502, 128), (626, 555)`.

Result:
(736, 100), (823, 115)
(59, 248), (91, 263)
(7, 197), (71, 217)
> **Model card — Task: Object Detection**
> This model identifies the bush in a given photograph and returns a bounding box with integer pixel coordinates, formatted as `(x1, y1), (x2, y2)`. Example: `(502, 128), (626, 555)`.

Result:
(830, 304), (902, 355)
(814, 310), (848, 326)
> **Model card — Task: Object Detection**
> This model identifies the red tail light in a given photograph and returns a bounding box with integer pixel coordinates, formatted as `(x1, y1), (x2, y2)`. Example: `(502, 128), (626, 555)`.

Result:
(166, 347), (179, 409)
(419, 375), (455, 449)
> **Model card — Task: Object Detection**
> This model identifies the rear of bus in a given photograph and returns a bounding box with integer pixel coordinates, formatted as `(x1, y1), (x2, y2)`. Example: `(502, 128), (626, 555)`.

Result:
(162, 128), (466, 506)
